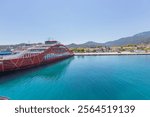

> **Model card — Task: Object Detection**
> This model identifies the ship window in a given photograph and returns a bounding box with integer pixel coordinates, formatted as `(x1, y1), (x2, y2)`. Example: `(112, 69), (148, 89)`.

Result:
(30, 49), (46, 52)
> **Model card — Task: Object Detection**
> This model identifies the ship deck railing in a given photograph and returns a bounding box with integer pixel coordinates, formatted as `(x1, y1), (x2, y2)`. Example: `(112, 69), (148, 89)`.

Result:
(0, 51), (45, 60)
(0, 50), (29, 60)
(0, 43), (62, 60)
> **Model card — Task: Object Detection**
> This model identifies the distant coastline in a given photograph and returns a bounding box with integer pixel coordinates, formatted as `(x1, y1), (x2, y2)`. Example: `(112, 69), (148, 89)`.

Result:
(1, 31), (150, 55)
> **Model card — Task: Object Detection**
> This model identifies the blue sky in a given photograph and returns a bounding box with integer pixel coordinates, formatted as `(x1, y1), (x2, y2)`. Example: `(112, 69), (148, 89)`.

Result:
(0, 0), (150, 45)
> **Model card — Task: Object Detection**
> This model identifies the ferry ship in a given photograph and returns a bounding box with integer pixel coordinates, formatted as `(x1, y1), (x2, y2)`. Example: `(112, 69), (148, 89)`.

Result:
(0, 41), (74, 73)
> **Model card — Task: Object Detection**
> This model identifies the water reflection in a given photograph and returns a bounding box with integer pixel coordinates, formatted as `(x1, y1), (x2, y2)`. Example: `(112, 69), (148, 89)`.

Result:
(76, 56), (85, 59)
(0, 57), (74, 84)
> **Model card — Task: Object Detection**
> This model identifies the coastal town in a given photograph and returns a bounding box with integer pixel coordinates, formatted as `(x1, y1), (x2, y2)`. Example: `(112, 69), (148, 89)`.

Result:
(1, 43), (150, 56)
(1, 31), (150, 55)
(70, 44), (150, 54)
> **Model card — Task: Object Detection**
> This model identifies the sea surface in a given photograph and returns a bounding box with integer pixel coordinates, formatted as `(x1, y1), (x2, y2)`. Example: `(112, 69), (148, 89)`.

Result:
(0, 55), (150, 100)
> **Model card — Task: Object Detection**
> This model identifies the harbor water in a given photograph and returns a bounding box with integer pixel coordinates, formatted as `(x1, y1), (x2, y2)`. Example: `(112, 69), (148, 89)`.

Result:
(0, 55), (150, 100)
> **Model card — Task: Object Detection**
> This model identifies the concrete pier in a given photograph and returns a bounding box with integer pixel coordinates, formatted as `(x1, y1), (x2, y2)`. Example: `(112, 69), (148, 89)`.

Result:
(74, 52), (150, 56)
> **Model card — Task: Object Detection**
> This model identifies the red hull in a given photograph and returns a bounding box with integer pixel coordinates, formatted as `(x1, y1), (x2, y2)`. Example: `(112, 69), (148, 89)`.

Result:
(0, 44), (74, 73)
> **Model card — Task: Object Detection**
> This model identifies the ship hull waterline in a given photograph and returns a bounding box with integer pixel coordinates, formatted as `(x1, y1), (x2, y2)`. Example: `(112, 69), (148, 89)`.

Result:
(0, 55), (73, 74)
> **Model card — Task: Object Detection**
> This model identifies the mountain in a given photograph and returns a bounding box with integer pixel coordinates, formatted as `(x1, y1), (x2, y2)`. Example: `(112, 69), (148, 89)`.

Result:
(105, 31), (150, 46)
(66, 43), (79, 48)
(80, 41), (103, 48)
(67, 31), (150, 48)
(1, 31), (150, 49)
(66, 41), (103, 48)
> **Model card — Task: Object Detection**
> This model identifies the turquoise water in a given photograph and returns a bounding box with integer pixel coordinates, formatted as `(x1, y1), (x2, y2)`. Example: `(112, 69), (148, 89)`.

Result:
(0, 55), (150, 100)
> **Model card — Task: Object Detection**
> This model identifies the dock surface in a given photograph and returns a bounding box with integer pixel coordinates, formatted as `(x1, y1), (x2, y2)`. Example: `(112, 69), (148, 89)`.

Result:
(74, 52), (150, 56)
